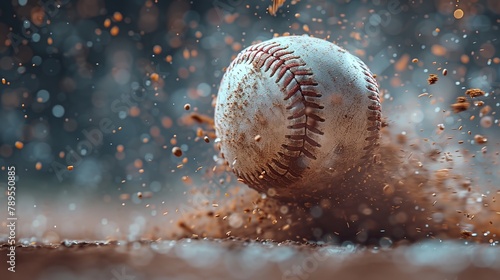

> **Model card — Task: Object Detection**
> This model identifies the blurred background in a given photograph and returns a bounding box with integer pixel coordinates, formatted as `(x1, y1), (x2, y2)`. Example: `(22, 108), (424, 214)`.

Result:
(0, 0), (499, 242)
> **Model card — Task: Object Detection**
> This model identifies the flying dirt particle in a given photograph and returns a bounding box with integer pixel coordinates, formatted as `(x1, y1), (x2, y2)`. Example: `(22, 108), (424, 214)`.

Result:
(113, 12), (123, 22)
(461, 229), (472, 238)
(475, 101), (485, 107)
(104, 18), (111, 28)
(465, 88), (485, 98)
(427, 74), (438, 85)
(269, 0), (286, 16)
(110, 26), (119, 36)
(172, 147), (183, 157)
(474, 135), (487, 144)
(15, 141), (24, 149)
(451, 97), (470, 113)
(150, 73), (159, 82)
(153, 45), (162, 55)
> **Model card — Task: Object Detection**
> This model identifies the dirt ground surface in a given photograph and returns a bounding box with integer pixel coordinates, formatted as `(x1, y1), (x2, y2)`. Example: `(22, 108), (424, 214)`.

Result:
(1, 239), (500, 280)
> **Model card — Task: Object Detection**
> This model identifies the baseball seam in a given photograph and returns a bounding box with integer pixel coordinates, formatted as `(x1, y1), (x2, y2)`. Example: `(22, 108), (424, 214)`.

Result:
(354, 57), (382, 161)
(227, 41), (325, 191)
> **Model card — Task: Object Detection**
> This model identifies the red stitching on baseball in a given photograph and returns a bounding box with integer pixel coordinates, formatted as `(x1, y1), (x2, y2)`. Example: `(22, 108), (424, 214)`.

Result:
(355, 58), (382, 159)
(227, 41), (325, 190)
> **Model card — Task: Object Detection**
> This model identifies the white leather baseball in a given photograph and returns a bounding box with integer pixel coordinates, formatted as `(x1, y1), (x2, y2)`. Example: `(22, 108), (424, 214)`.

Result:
(215, 35), (381, 200)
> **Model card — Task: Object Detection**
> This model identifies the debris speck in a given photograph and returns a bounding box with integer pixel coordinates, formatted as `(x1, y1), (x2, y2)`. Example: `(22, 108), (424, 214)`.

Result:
(427, 74), (438, 85)
(172, 147), (183, 157)
(465, 88), (485, 98)
(474, 134), (488, 144)
(451, 97), (470, 113)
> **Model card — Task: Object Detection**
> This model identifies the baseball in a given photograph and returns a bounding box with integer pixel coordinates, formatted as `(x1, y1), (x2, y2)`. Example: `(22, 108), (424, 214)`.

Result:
(215, 35), (381, 200)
